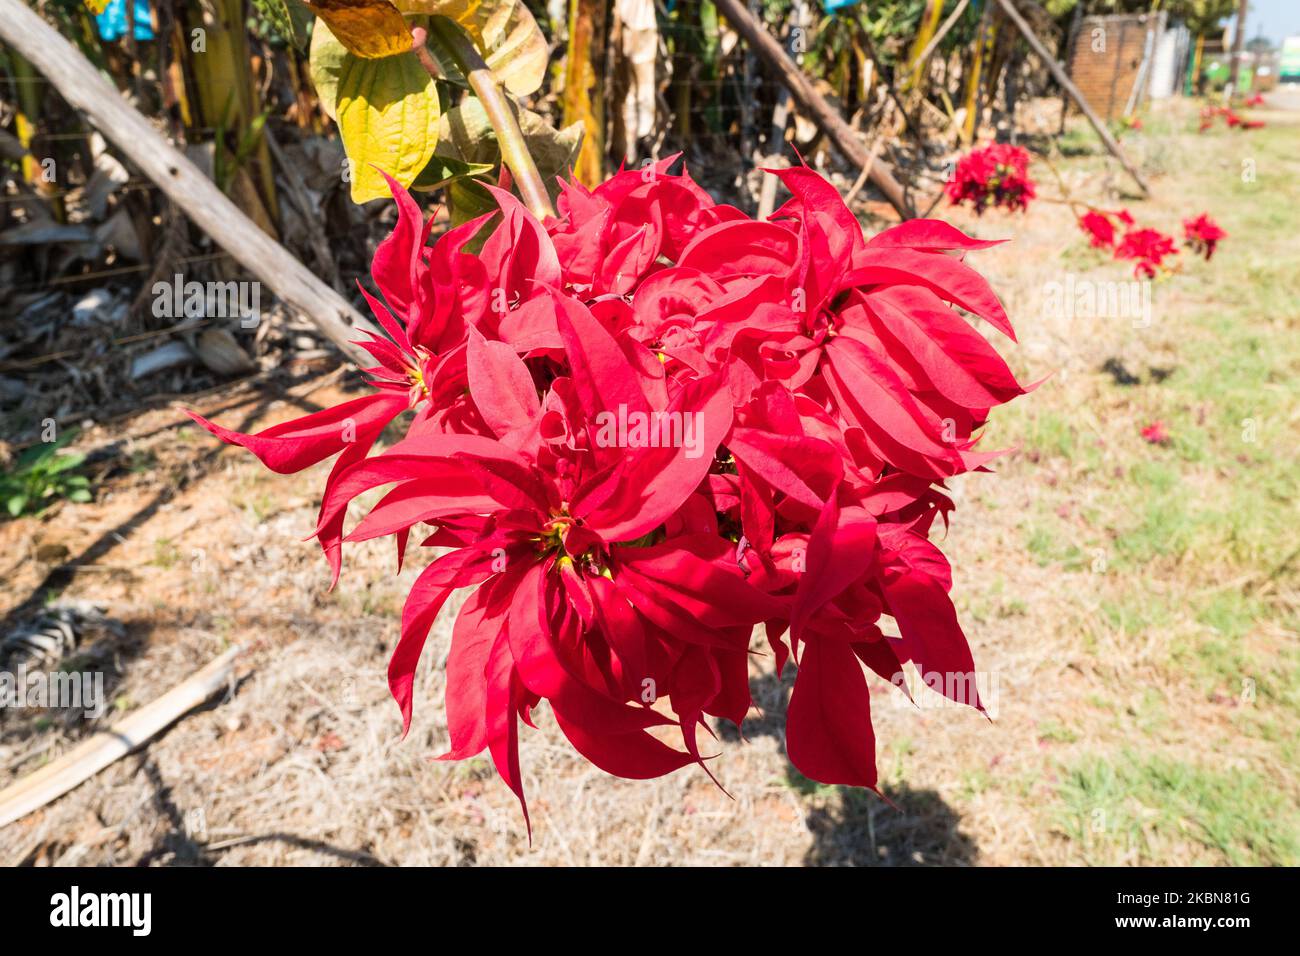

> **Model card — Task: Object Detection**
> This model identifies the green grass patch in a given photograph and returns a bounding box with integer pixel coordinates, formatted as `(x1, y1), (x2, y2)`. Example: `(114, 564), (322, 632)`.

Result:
(1057, 750), (1299, 865)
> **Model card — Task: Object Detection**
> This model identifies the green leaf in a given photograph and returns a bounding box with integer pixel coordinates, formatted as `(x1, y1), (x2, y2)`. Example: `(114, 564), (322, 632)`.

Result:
(47, 453), (86, 474)
(6, 494), (26, 517)
(67, 489), (92, 503)
(444, 177), (499, 227)
(310, 22), (351, 121)
(15, 430), (72, 471)
(438, 97), (582, 203)
(15, 442), (55, 470)
(411, 153), (494, 192)
(251, 0), (296, 43)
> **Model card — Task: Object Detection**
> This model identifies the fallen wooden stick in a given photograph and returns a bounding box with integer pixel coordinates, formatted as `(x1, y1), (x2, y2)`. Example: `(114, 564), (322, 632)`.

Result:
(713, 0), (916, 219)
(992, 0), (1150, 196)
(0, 646), (243, 828)
(0, 0), (380, 365)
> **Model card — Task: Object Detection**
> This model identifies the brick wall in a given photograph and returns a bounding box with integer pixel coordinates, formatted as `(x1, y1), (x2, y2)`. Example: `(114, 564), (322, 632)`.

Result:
(1066, 13), (1167, 121)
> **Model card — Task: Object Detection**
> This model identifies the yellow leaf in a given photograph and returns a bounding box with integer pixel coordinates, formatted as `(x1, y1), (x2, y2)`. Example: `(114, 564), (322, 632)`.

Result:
(336, 41), (441, 202)
(83, 0), (110, 14)
(393, 0), (547, 95)
(303, 0), (412, 58)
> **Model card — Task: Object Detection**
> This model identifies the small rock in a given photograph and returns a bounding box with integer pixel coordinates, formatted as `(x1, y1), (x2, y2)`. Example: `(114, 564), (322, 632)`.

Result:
(195, 329), (255, 376)
(35, 542), (71, 564)
(71, 289), (115, 326)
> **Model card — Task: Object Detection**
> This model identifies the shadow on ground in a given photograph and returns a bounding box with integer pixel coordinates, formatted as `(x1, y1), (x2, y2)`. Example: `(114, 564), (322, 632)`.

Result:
(721, 669), (979, 866)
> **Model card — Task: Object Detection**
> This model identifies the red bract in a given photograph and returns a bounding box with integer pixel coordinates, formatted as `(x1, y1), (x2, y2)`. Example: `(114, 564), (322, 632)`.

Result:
(1115, 227), (1179, 279)
(1183, 213), (1226, 261)
(1141, 421), (1170, 445)
(945, 144), (1036, 214)
(188, 158), (1030, 824)
(1078, 210), (1119, 249)
(1200, 105), (1265, 132)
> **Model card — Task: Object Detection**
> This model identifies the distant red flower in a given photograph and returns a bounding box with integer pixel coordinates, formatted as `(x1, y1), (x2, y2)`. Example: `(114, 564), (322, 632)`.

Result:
(1244, 93), (1266, 107)
(1115, 227), (1179, 278)
(1078, 210), (1115, 248)
(946, 143), (1037, 214)
(1077, 208), (1133, 250)
(1183, 213), (1227, 261)
(1141, 421), (1170, 444)
(1201, 104), (1265, 132)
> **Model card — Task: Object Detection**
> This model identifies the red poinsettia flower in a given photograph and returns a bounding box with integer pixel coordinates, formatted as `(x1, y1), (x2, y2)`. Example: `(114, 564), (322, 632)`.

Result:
(187, 157), (1029, 820)
(946, 143), (1036, 215)
(1202, 105), (1265, 132)
(1141, 421), (1170, 445)
(1078, 210), (1117, 248)
(1078, 208), (1139, 251)
(1115, 227), (1179, 278)
(1183, 212), (1227, 261)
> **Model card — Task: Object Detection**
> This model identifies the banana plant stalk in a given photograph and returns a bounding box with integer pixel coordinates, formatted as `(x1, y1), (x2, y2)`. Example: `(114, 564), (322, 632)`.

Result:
(413, 20), (555, 220)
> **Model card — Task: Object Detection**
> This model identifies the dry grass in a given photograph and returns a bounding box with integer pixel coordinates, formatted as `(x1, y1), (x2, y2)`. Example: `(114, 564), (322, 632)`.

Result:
(1, 97), (1296, 866)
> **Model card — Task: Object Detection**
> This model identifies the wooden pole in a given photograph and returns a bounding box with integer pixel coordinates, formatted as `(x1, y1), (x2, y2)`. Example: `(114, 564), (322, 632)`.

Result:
(1190, 33), (1205, 95)
(1058, 2), (1082, 134)
(991, 0), (1150, 196)
(562, 0), (608, 187)
(961, 1), (990, 144)
(904, 0), (945, 90)
(0, 0), (381, 365)
(713, 0), (915, 219)
(1226, 0), (1249, 99)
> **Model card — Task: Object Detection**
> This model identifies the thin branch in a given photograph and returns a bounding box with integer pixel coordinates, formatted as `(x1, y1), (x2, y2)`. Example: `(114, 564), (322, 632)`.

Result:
(415, 21), (555, 220)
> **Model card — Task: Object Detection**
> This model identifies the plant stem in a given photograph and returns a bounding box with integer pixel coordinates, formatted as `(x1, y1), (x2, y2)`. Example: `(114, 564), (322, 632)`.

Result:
(415, 20), (555, 220)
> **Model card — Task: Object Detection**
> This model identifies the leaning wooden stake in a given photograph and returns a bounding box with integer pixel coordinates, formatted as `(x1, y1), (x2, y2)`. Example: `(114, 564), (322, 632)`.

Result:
(713, 0), (915, 219)
(0, 646), (243, 828)
(0, 0), (381, 365)
(992, 0), (1150, 196)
